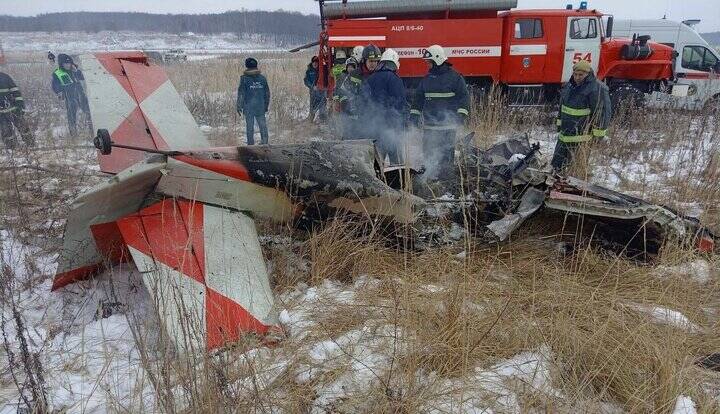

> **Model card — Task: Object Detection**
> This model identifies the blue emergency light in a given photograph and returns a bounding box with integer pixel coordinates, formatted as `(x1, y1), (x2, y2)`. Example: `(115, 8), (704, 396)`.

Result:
(580, 1), (588, 9)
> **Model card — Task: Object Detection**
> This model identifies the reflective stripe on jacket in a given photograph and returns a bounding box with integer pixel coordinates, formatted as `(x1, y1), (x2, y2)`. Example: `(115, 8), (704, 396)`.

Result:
(410, 63), (470, 128)
(334, 65), (372, 115)
(557, 73), (611, 143)
(0, 72), (24, 112)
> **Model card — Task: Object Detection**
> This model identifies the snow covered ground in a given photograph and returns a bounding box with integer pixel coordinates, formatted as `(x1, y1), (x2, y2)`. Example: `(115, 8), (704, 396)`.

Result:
(1, 55), (719, 412)
(3, 230), (714, 412)
(1, 31), (281, 54)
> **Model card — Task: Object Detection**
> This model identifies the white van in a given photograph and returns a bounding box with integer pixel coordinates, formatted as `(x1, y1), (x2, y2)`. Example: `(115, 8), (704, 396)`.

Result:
(613, 18), (720, 110)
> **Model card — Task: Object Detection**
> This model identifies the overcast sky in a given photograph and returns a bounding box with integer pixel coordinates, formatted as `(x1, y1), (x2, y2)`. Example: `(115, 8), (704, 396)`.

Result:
(4, 0), (720, 32)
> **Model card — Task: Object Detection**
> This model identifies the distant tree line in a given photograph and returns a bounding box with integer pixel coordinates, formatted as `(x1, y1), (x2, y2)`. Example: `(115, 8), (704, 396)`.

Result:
(0, 10), (320, 44)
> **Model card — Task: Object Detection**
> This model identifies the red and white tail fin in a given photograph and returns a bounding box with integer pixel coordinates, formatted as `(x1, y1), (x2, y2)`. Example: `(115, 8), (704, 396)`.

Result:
(52, 158), (166, 290)
(80, 52), (210, 174)
(117, 199), (278, 352)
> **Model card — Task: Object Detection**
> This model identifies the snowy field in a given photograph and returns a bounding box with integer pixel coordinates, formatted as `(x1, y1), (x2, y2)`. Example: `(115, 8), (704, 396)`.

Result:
(1, 51), (719, 413)
(0, 31), (282, 55)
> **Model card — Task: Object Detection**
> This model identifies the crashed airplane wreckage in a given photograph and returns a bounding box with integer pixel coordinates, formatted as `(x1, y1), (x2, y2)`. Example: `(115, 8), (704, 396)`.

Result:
(53, 52), (718, 353)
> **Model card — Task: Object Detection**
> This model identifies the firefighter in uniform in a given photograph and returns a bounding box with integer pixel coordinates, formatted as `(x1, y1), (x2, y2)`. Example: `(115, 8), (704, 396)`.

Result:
(0, 71), (34, 149)
(364, 49), (407, 164)
(52, 54), (91, 136)
(551, 59), (612, 171)
(338, 44), (382, 140)
(331, 49), (347, 80)
(410, 44), (470, 166)
(332, 57), (359, 139)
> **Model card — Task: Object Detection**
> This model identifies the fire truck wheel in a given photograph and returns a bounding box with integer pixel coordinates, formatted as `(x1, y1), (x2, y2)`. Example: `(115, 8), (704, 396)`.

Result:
(610, 84), (645, 117)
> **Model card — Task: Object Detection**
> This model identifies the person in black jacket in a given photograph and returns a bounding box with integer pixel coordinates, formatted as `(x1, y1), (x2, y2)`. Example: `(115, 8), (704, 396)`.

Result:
(363, 49), (407, 164)
(410, 45), (470, 168)
(304, 56), (326, 122)
(0, 71), (34, 148)
(51, 54), (90, 136)
(551, 59), (611, 171)
(236, 57), (270, 145)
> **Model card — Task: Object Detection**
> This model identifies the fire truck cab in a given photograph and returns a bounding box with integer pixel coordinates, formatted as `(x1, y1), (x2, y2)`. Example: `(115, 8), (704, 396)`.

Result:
(614, 18), (720, 110)
(318, 0), (674, 105)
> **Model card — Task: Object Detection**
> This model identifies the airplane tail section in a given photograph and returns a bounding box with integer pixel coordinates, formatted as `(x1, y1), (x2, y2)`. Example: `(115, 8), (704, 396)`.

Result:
(118, 199), (278, 352)
(80, 53), (210, 174)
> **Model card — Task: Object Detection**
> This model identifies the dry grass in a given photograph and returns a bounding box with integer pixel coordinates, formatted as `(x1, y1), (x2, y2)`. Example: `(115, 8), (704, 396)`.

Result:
(1, 51), (719, 413)
(281, 223), (720, 412)
(166, 52), (313, 146)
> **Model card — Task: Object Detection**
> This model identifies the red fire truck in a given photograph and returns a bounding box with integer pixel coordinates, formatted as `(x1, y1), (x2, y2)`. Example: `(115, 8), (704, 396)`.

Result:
(316, 0), (675, 105)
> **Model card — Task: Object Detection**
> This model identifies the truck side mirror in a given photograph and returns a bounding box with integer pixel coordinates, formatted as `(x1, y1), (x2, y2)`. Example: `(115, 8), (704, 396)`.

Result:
(605, 16), (614, 38)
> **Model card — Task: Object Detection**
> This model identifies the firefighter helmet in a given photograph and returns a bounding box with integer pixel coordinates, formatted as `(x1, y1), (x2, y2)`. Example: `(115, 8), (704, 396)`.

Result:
(351, 46), (364, 61)
(345, 57), (359, 69)
(380, 48), (400, 70)
(362, 44), (382, 62)
(422, 45), (447, 65)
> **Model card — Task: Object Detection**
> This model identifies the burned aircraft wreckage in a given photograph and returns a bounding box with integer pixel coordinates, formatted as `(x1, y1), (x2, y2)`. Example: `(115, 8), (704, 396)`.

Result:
(53, 52), (717, 352)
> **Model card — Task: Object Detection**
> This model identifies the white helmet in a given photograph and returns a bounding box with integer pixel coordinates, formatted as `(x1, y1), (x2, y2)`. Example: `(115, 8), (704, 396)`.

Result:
(335, 49), (347, 59)
(351, 45), (364, 61)
(422, 44), (447, 65)
(380, 48), (400, 69)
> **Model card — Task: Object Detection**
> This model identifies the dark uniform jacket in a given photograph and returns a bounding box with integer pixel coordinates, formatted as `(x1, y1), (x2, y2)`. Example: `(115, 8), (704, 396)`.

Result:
(335, 65), (373, 115)
(236, 69), (270, 116)
(363, 65), (408, 126)
(557, 72), (611, 142)
(52, 67), (86, 103)
(410, 63), (470, 128)
(304, 65), (318, 89)
(0, 72), (24, 113)
(332, 71), (350, 102)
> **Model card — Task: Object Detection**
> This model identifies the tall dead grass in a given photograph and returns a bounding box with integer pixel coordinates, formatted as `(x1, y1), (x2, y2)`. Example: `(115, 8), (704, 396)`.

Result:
(1, 51), (719, 413)
(285, 219), (720, 412)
